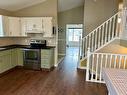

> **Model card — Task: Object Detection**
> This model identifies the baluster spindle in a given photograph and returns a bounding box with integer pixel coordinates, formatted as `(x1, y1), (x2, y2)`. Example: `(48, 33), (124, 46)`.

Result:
(95, 30), (98, 50)
(98, 28), (101, 48)
(105, 55), (108, 68)
(91, 54), (94, 81)
(112, 17), (115, 39)
(108, 20), (112, 41)
(119, 56), (122, 69)
(105, 22), (108, 43)
(100, 54), (103, 81)
(114, 56), (117, 68)
(124, 56), (127, 69)
(91, 33), (94, 52)
(95, 54), (99, 81)
(86, 48), (91, 81)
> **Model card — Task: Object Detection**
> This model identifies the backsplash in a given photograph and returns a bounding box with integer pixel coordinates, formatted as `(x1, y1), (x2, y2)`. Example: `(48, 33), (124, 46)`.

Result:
(27, 34), (56, 46)
(0, 38), (15, 46)
(0, 34), (56, 46)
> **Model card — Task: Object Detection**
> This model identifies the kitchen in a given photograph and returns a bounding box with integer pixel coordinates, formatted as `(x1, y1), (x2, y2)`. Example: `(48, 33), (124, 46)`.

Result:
(0, 0), (58, 73)
(0, 16), (57, 72)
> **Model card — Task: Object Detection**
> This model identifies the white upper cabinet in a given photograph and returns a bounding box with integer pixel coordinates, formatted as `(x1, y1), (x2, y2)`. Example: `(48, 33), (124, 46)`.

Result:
(2, 16), (9, 36)
(0, 15), (4, 37)
(0, 15), (9, 37)
(8, 17), (21, 36)
(21, 17), (53, 37)
(43, 17), (53, 37)
(0, 16), (53, 37)
(22, 17), (44, 33)
(20, 18), (27, 36)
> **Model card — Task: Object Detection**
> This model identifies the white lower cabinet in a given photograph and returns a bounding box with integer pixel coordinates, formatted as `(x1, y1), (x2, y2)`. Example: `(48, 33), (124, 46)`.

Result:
(17, 49), (23, 66)
(0, 48), (23, 74)
(41, 49), (54, 69)
(0, 48), (55, 73)
(0, 50), (12, 73)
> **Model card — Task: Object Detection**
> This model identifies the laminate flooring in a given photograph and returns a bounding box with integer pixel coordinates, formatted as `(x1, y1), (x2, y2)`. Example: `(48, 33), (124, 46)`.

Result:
(0, 47), (108, 95)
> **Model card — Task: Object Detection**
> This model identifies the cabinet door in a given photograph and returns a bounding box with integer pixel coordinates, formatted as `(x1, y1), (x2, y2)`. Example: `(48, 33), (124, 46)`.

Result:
(41, 59), (50, 69)
(0, 16), (9, 36)
(1, 53), (11, 73)
(20, 18), (27, 36)
(8, 17), (21, 36)
(25, 18), (43, 33)
(0, 57), (3, 73)
(11, 49), (18, 68)
(41, 49), (54, 69)
(17, 49), (23, 66)
(43, 17), (53, 37)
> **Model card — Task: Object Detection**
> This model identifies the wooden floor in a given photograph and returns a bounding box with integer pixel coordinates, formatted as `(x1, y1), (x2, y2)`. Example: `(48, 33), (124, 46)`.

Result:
(0, 47), (108, 95)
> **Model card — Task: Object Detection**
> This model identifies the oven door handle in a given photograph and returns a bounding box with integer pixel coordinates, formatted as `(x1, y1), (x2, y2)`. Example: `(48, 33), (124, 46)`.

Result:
(22, 48), (38, 51)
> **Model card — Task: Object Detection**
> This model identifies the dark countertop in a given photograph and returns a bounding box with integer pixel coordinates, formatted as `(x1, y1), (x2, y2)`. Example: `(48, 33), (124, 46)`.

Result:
(0, 44), (55, 51)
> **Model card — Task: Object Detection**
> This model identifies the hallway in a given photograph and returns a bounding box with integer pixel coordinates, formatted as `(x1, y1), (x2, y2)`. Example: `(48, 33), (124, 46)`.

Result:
(0, 47), (108, 95)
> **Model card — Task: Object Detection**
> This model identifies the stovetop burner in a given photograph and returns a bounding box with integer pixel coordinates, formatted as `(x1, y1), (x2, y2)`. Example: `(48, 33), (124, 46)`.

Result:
(29, 39), (47, 49)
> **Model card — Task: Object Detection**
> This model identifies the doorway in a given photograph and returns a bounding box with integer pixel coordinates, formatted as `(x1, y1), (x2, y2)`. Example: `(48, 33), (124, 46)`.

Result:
(66, 24), (83, 67)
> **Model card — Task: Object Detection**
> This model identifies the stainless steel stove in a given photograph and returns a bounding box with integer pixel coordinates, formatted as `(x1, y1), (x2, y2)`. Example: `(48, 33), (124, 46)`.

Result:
(23, 39), (46, 70)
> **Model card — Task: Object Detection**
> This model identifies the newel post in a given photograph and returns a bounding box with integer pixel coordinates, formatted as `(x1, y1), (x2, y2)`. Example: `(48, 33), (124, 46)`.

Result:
(86, 48), (90, 81)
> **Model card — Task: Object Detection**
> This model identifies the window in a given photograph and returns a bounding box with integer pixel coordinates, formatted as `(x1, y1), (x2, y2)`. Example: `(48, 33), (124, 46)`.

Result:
(68, 28), (82, 42)
(0, 15), (3, 36)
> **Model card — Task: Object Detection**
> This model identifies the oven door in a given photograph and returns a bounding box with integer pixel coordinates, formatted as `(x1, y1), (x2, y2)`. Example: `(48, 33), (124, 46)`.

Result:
(23, 49), (40, 61)
(22, 49), (41, 70)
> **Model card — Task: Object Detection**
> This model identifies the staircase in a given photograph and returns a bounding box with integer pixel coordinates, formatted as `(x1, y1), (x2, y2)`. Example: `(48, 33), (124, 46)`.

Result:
(79, 8), (127, 83)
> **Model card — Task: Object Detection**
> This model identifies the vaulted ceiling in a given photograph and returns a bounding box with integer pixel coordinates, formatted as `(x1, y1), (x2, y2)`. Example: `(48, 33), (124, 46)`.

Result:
(0, 0), (84, 12)
(58, 0), (84, 12)
(0, 0), (46, 11)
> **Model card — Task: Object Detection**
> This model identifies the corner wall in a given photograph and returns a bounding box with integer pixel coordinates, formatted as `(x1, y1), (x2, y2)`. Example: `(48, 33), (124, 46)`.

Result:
(58, 6), (84, 55)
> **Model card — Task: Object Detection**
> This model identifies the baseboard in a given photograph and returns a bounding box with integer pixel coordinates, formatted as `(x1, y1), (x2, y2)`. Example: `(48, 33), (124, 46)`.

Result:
(58, 54), (66, 56)
(55, 57), (65, 67)
(77, 66), (87, 70)
(41, 66), (55, 71)
(54, 64), (58, 67)
(16, 66), (24, 69)
(0, 67), (16, 77)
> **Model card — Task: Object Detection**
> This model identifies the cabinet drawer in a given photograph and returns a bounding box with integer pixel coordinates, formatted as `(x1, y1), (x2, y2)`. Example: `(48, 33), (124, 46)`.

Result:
(41, 64), (50, 69)
(0, 50), (11, 56)
(41, 50), (51, 55)
(41, 59), (50, 64)
(41, 54), (49, 59)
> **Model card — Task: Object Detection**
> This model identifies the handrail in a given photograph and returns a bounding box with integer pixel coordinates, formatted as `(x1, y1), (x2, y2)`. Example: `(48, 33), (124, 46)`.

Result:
(81, 9), (125, 58)
(86, 50), (127, 83)
(83, 12), (120, 39)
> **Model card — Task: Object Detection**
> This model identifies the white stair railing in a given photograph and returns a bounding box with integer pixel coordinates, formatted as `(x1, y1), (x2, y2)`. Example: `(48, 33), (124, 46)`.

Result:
(81, 10), (125, 59)
(86, 48), (127, 83)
